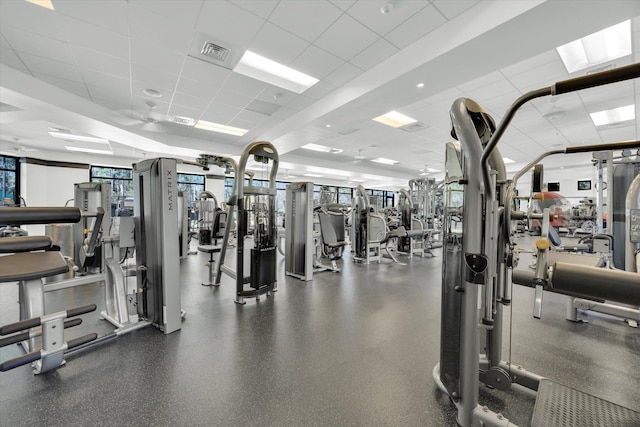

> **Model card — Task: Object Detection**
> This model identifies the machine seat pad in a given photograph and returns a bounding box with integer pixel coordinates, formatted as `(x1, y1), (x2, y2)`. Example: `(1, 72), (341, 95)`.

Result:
(0, 251), (68, 283)
(198, 245), (222, 253)
(0, 236), (53, 253)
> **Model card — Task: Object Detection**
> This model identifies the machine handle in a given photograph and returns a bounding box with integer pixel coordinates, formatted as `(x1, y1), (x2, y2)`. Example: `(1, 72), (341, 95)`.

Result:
(0, 351), (41, 372)
(67, 333), (98, 349)
(552, 63), (640, 95)
(0, 318), (82, 348)
(0, 317), (41, 336)
(66, 304), (97, 319)
(564, 140), (640, 154)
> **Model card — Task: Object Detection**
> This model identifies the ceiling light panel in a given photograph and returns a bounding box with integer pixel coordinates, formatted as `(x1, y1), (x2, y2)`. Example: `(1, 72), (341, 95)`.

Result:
(371, 157), (399, 165)
(556, 20), (631, 73)
(65, 146), (113, 155)
(49, 132), (110, 144)
(301, 143), (343, 154)
(24, 0), (54, 10)
(233, 51), (319, 94)
(590, 104), (635, 127)
(194, 120), (249, 136)
(372, 111), (417, 128)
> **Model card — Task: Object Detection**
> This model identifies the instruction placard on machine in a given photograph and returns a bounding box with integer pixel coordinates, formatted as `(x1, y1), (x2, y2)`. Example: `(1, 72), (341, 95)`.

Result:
(631, 209), (640, 243)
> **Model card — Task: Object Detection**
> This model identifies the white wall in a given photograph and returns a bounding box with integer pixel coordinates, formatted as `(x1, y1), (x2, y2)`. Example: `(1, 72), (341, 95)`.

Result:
(20, 161), (89, 235)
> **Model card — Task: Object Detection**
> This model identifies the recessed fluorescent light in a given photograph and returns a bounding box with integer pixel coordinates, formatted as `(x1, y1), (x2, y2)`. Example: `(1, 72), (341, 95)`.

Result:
(417, 83), (425, 88)
(65, 146), (113, 155)
(301, 143), (343, 154)
(24, 0), (54, 10)
(233, 51), (319, 94)
(503, 157), (515, 164)
(420, 168), (441, 175)
(556, 20), (631, 73)
(304, 173), (323, 178)
(371, 157), (399, 165)
(589, 104), (635, 127)
(49, 132), (109, 144)
(194, 120), (248, 136)
(350, 179), (365, 183)
(372, 111), (417, 128)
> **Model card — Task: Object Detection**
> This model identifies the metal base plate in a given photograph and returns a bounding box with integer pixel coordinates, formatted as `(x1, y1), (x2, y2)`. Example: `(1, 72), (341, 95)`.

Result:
(531, 379), (640, 427)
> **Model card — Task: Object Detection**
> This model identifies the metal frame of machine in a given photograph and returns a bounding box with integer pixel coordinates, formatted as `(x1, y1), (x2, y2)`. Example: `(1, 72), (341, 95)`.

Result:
(434, 63), (640, 426)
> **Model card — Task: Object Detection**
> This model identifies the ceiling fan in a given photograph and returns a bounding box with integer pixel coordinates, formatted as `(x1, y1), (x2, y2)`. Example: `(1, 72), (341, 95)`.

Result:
(1, 137), (39, 154)
(111, 101), (169, 132)
(353, 149), (365, 164)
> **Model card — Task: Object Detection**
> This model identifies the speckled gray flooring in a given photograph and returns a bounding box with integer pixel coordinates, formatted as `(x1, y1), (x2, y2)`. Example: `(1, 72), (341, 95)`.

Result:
(0, 238), (638, 427)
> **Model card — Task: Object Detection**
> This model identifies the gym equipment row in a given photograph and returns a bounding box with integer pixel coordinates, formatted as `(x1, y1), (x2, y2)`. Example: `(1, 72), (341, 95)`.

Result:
(434, 62), (640, 426)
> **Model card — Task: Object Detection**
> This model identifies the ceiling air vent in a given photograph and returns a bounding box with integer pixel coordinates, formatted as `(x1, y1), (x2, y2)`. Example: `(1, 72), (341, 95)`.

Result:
(400, 122), (428, 132)
(201, 42), (230, 62)
(173, 116), (197, 126)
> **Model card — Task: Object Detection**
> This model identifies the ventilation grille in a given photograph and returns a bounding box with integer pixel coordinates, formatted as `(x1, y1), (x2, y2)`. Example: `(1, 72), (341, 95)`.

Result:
(338, 128), (360, 135)
(400, 122), (428, 132)
(201, 42), (230, 62)
(173, 116), (197, 126)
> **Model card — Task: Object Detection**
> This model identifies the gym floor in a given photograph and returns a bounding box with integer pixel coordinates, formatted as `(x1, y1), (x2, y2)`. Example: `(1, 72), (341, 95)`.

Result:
(0, 236), (638, 426)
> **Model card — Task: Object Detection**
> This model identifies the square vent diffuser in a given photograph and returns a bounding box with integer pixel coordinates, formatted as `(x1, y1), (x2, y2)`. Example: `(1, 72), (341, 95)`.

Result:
(201, 42), (230, 62)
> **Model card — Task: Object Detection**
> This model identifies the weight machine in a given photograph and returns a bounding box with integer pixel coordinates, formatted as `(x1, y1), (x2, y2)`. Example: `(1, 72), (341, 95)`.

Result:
(205, 142), (279, 304)
(434, 63), (640, 426)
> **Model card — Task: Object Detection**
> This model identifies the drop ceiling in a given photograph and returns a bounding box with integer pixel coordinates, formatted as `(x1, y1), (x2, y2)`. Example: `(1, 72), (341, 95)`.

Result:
(1, 0), (639, 189)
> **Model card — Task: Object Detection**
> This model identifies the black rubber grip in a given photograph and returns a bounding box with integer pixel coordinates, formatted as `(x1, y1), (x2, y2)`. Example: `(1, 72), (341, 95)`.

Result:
(67, 333), (98, 350)
(0, 351), (41, 372)
(66, 304), (97, 319)
(564, 140), (640, 154)
(0, 207), (82, 225)
(0, 236), (53, 253)
(0, 317), (42, 336)
(0, 331), (29, 348)
(553, 63), (640, 95)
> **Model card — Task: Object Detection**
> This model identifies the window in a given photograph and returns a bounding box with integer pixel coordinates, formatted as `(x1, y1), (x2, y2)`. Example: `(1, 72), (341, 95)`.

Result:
(90, 166), (133, 214)
(0, 155), (20, 206)
(177, 173), (205, 208)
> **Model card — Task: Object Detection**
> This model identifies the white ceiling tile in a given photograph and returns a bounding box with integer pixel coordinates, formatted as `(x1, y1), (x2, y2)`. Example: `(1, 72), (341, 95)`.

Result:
(128, 4), (194, 54)
(201, 103), (243, 123)
(0, 33), (10, 48)
(54, 0), (129, 35)
(82, 69), (130, 91)
(286, 95), (316, 112)
(290, 45), (343, 80)
(167, 104), (203, 121)
(246, 23), (310, 65)
(329, 0), (357, 12)
(74, 47), (130, 79)
(171, 91), (211, 111)
(175, 76), (223, 101)
(431, 0), (479, 20)
(180, 56), (232, 85)
(20, 53), (83, 82)
(465, 80), (519, 103)
(323, 62), (363, 87)
(94, 99), (132, 113)
(302, 81), (337, 100)
(230, 0), (279, 19)
(384, 4), (447, 49)
(314, 14), (379, 61)
(1, 26), (77, 66)
(128, 0), (203, 28)
(196, 1), (263, 48)
(457, 71), (505, 93)
(32, 73), (89, 99)
(349, 37), (399, 70)
(213, 87), (254, 109)
(596, 126), (636, 144)
(346, 0), (429, 36)
(500, 50), (558, 77)
(130, 39), (186, 77)
(224, 73), (272, 99)
(0, 1), (68, 42)
(235, 108), (270, 124)
(87, 84), (131, 105)
(270, 105), (298, 120)
(256, 87), (297, 106)
(506, 60), (568, 91)
(58, 15), (129, 61)
(269, 1), (342, 43)
(0, 46), (28, 72)
(130, 64), (180, 93)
